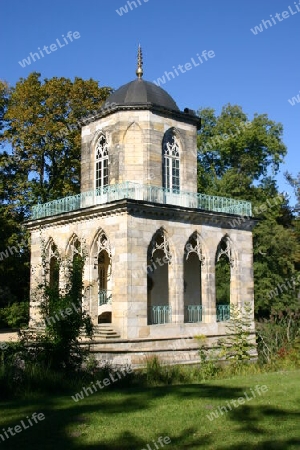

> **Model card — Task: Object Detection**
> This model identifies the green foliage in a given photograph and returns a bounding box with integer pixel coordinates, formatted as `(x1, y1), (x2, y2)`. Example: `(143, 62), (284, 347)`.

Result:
(0, 73), (111, 312)
(256, 310), (300, 365)
(197, 105), (300, 318)
(195, 334), (220, 380)
(1, 370), (300, 449)
(197, 104), (286, 195)
(0, 301), (29, 328)
(27, 237), (94, 372)
(1, 72), (112, 210)
(218, 303), (256, 365)
(215, 254), (230, 305)
(145, 356), (191, 385)
(0, 206), (30, 311)
(285, 171), (300, 215)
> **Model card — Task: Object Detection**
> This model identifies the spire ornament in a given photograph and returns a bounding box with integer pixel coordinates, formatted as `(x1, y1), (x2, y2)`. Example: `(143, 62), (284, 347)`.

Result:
(136, 44), (143, 79)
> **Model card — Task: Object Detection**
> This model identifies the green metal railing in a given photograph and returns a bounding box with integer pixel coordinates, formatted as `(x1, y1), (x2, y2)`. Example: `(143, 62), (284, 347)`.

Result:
(31, 182), (252, 219)
(186, 305), (203, 323)
(216, 304), (230, 322)
(149, 305), (172, 325)
(98, 289), (112, 306)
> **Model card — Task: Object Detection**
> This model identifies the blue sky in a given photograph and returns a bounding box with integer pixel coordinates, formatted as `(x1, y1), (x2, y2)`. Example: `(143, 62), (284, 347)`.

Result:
(1, 0), (299, 204)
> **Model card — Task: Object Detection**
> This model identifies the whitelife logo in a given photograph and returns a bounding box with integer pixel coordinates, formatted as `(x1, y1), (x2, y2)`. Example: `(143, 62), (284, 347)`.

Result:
(140, 436), (171, 450)
(0, 412), (45, 443)
(153, 50), (215, 87)
(71, 366), (133, 402)
(206, 385), (268, 421)
(288, 90), (300, 106)
(250, 2), (300, 35)
(116, 0), (149, 16)
(18, 31), (81, 68)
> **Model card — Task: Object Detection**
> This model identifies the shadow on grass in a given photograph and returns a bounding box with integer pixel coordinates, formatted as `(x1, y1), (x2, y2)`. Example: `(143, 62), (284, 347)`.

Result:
(0, 383), (299, 449)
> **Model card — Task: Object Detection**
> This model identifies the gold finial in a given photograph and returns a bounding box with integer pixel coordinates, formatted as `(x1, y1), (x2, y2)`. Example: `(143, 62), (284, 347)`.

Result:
(136, 44), (143, 79)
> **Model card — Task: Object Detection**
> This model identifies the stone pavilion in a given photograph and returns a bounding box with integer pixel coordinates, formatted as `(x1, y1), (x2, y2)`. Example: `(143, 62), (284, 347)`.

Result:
(26, 48), (256, 366)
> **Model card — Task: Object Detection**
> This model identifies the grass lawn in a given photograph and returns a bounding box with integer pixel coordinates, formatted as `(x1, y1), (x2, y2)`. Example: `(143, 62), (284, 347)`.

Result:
(0, 369), (299, 449)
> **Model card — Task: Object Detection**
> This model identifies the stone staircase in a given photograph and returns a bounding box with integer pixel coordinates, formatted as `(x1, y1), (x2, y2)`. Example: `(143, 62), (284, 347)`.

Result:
(21, 325), (121, 342)
(92, 324), (121, 340)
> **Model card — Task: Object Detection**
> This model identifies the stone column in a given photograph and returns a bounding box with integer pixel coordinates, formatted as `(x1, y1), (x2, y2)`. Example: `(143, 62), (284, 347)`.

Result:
(202, 257), (216, 323)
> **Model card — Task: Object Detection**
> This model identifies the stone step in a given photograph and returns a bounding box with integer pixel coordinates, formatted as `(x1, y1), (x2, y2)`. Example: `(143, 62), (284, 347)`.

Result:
(22, 325), (121, 340)
(93, 325), (121, 339)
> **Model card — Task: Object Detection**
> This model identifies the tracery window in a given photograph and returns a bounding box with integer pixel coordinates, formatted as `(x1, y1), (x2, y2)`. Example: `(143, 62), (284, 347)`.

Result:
(95, 134), (109, 189)
(163, 132), (180, 193)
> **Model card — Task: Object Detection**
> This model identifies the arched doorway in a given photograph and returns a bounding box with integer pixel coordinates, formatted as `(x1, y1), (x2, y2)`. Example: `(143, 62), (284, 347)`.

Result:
(91, 230), (112, 324)
(184, 232), (204, 323)
(215, 236), (233, 322)
(147, 228), (172, 325)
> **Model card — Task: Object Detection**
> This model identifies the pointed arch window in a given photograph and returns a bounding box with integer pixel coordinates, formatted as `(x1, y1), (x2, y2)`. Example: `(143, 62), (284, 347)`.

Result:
(184, 232), (204, 323)
(48, 241), (59, 315)
(95, 134), (109, 190)
(163, 132), (180, 193)
(163, 131), (180, 193)
(71, 239), (84, 309)
(147, 228), (171, 325)
(215, 235), (233, 322)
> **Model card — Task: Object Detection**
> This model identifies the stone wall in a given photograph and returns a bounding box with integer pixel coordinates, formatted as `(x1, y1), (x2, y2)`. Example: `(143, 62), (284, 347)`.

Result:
(81, 110), (197, 193)
(26, 200), (255, 344)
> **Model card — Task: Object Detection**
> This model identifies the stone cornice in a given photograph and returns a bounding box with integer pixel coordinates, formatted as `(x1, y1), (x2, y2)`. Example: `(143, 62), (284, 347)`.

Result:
(86, 103), (201, 129)
(25, 198), (258, 231)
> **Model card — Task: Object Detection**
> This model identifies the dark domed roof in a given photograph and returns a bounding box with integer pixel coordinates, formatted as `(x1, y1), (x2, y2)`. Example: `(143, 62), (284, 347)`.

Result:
(106, 78), (179, 111)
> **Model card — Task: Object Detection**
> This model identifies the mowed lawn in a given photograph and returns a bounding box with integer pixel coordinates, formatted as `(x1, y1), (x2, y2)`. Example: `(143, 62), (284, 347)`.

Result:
(0, 370), (300, 450)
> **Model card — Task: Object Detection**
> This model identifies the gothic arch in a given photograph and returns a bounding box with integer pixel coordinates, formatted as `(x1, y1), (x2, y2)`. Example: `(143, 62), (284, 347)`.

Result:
(163, 126), (184, 149)
(94, 132), (109, 190)
(215, 234), (237, 268)
(185, 231), (207, 265)
(45, 238), (60, 304)
(90, 228), (112, 260)
(122, 121), (143, 142)
(91, 128), (111, 149)
(162, 128), (182, 193)
(147, 227), (172, 325)
(215, 234), (238, 321)
(148, 227), (172, 263)
(183, 231), (206, 323)
(90, 228), (112, 324)
(66, 233), (84, 258)
(45, 237), (58, 257)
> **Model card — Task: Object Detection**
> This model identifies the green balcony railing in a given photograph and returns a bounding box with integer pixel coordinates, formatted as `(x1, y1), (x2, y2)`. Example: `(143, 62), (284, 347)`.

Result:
(98, 289), (112, 306)
(186, 305), (203, 323)
(31, 182), (252, 219)
(149, 305), (172, 325)
(217, 304), (230, 322)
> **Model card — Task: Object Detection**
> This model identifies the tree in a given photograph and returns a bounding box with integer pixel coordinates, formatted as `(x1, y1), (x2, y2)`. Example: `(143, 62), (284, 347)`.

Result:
(27, 239), (93, 372)
(0, 73), (112, 317)
(197, 104), (300, 317)
(197, 104), (286, 197)
(0, 80), (9, 131)
(2, 72), (112, 209)
(218, 303), (256, 365)
(285, 171), (300, 215)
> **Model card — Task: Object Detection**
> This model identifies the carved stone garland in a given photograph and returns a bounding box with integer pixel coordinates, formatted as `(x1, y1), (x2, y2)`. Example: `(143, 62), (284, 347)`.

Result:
(216, 237), (235, 268)
(164, 134), (180, 158)
(96, 231), (112, 259)
(150, 229), (172, 263)
(185, 232), (205, 266)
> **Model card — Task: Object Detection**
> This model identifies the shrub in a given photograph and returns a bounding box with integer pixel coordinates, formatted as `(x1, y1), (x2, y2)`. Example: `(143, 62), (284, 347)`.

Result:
(194, 334), (220, 380)
(145, 355), (191, 385)
(218, 302), (256, 367)
(0, 302), (29, 328)
(256, 309), (300, 365)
